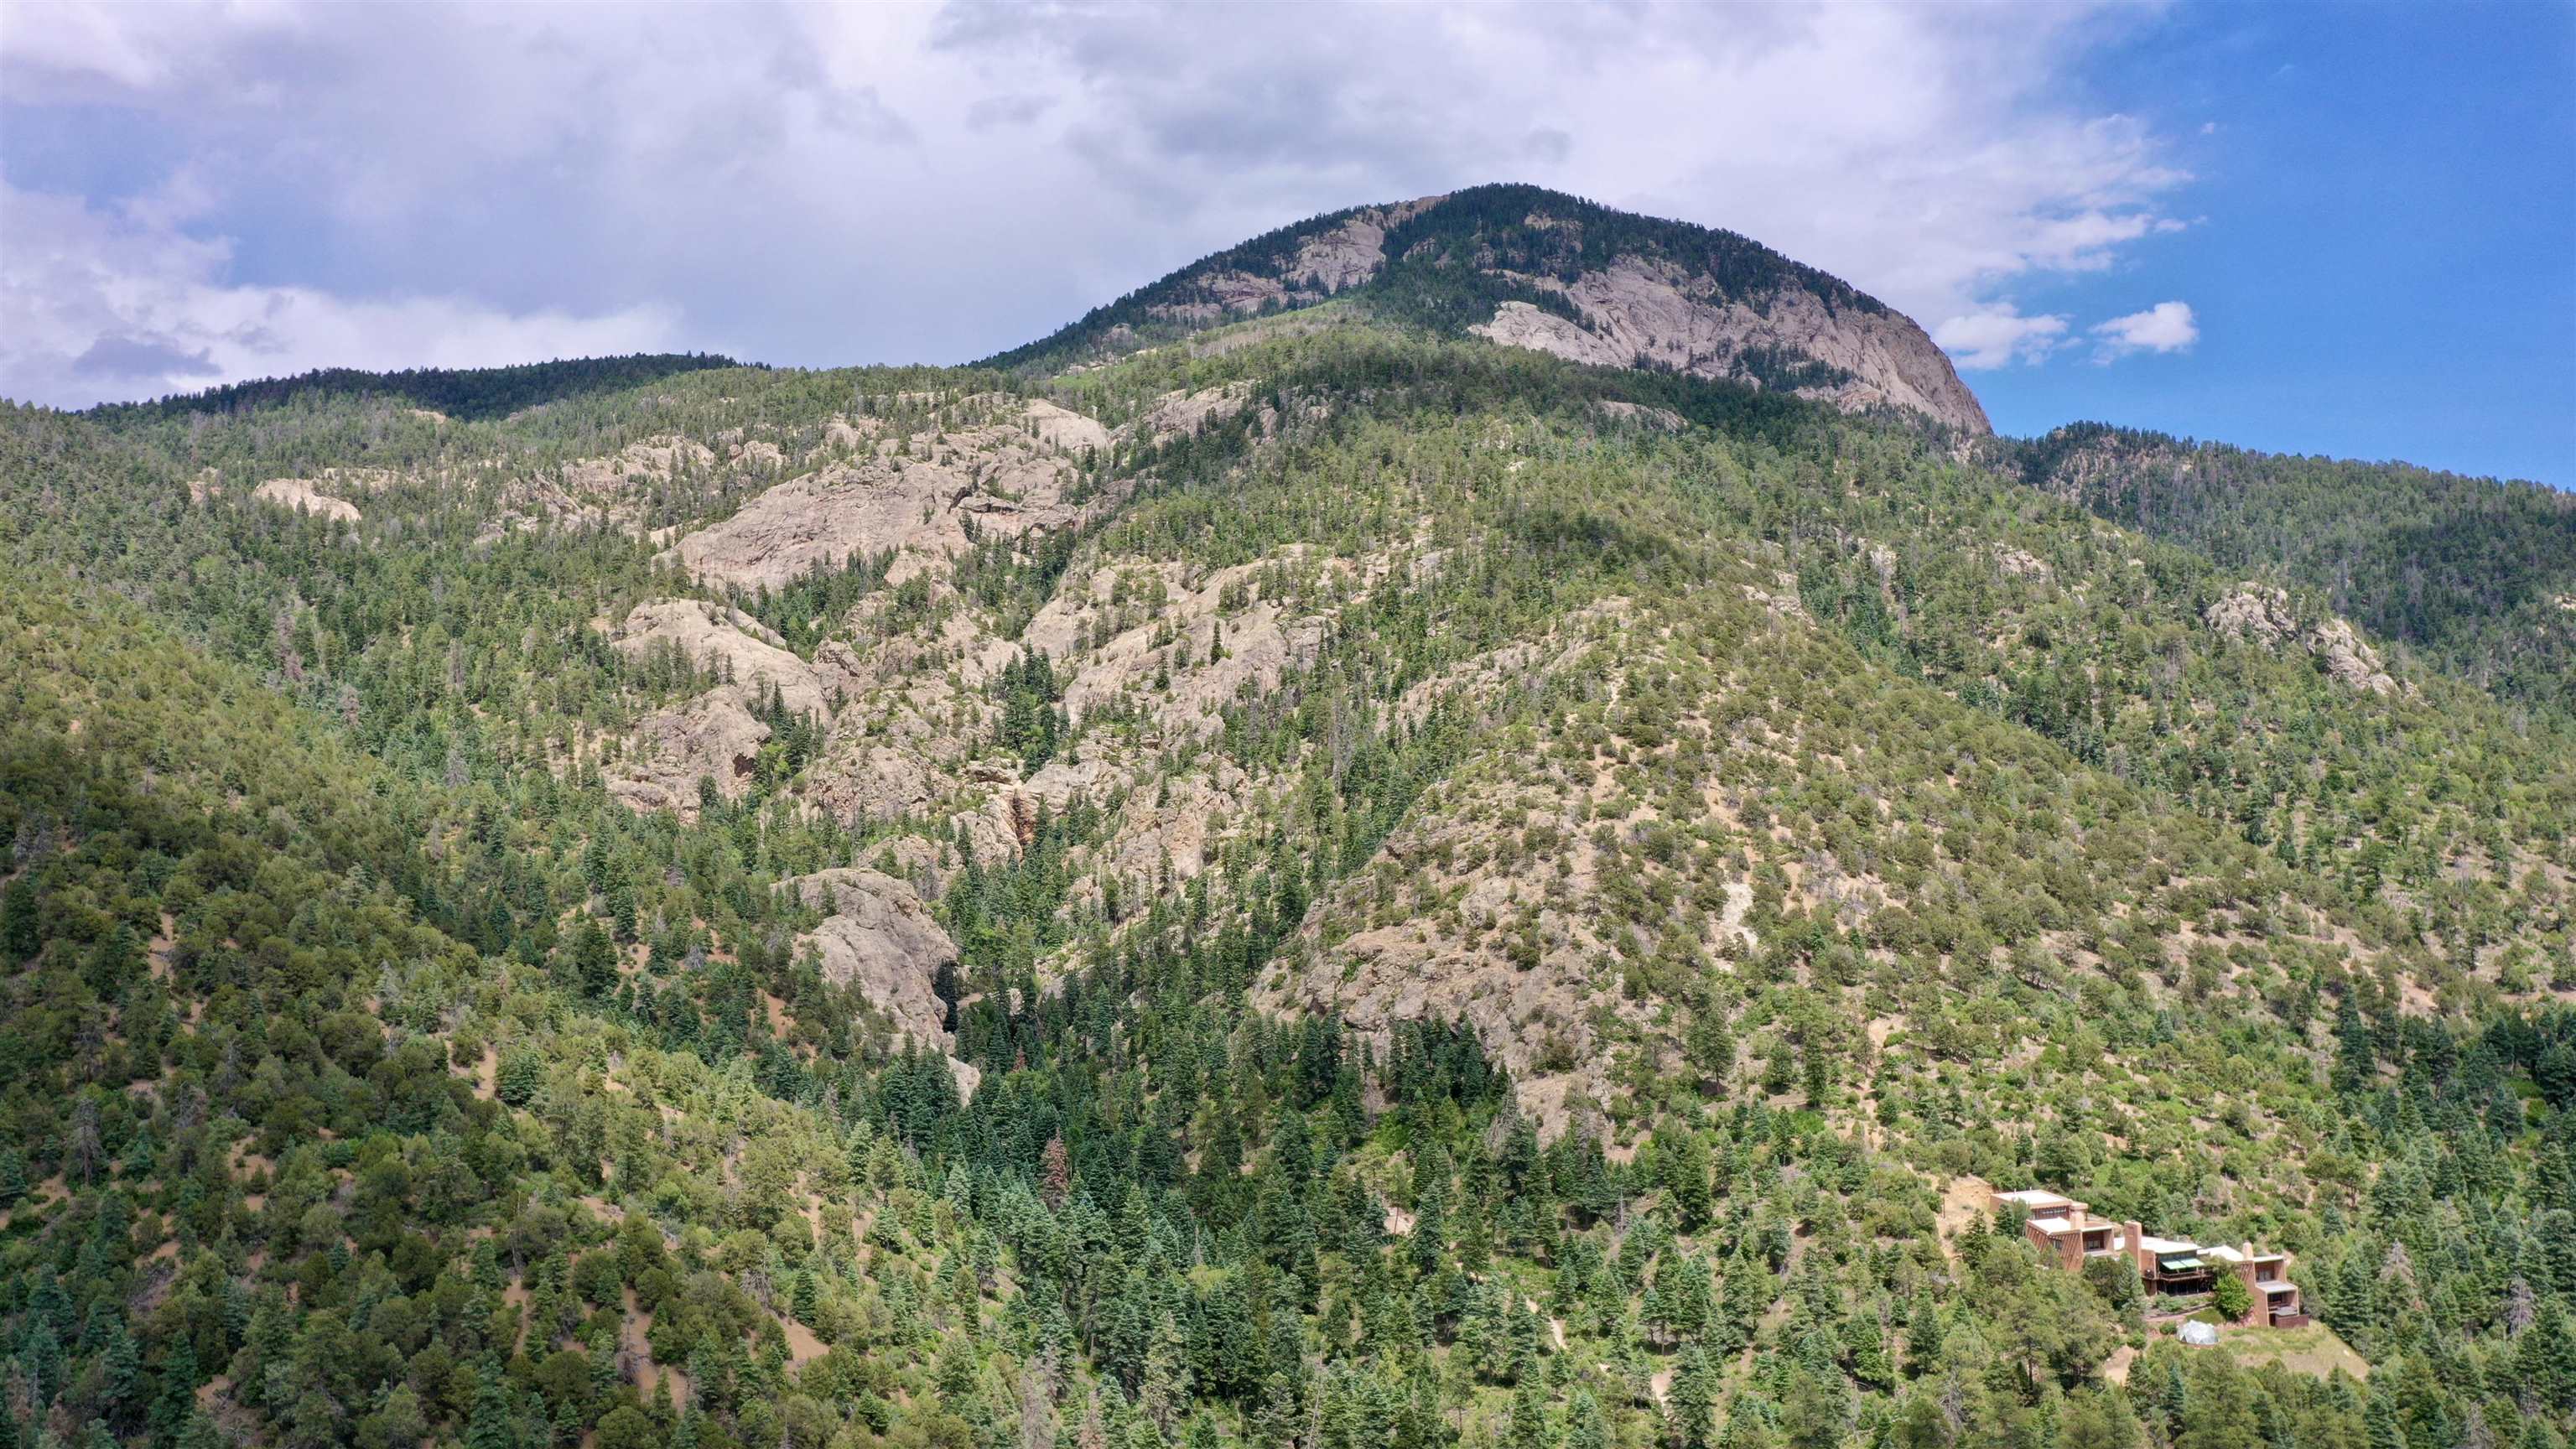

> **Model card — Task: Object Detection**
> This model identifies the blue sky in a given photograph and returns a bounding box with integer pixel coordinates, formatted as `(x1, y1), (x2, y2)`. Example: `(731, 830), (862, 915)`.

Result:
(2, 1), (2568, 482)
(1973, 2), (2576, 483)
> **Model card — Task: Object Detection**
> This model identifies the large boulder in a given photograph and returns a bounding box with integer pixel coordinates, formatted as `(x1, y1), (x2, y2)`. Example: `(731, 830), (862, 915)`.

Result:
(2205, 584), (2400, 696)
(784, 868), (979, 1098)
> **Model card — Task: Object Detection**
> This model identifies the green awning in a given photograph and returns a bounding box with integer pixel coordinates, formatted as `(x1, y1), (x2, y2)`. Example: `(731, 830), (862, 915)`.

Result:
(2158, 1255), (2205, 1271)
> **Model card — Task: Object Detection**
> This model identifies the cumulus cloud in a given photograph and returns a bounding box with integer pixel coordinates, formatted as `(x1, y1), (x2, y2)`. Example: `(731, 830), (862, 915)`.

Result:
(1933, 306), (2071, 371)
(2090, 300), (2200, 359)
(0, 0), (2196, 406)
(0, 181), (684, 408)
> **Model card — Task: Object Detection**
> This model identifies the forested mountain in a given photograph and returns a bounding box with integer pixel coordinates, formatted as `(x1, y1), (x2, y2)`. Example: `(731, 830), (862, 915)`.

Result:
(3, 192), (2573, 1449)
(989, 186), (1987, 435)
(88, 355), (749, 426)
(2017, 423), (2576, 714)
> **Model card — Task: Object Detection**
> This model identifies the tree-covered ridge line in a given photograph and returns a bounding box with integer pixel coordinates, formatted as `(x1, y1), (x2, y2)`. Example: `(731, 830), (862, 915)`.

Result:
(76, 354), (751, 427)
(1057, 325), (2572, 993)
(2016, 422), (2576, 714)
(38, 362), (1013, 505)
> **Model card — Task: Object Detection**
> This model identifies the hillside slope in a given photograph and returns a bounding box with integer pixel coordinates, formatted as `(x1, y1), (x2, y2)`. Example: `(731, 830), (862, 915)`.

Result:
(2019, 423), (2576, 713)
(2, 196), (2573, 1449)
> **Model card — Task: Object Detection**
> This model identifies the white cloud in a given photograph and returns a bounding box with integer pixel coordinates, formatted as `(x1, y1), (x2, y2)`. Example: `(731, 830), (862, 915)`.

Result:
(0, 0), (2197, 404)
(2090, 300), (2199, 360)
(0, 182), (683, 408)
(1933, 306), (2071, 371)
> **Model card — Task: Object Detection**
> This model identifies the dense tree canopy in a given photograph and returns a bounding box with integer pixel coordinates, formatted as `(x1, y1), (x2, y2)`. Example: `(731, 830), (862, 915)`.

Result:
(0, 301), (2569, 1449)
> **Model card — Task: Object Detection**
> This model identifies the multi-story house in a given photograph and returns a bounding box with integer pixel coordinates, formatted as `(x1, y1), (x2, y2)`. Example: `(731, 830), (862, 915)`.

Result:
(1990, 1187), (2306, 1328)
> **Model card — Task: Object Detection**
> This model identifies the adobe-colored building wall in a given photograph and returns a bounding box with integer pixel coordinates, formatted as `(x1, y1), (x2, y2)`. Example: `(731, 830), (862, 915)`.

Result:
(2021, 1218), (2087, 1272)
(2020, 1218), (2057, 1264)
(2230, 1262), (2266, 1327)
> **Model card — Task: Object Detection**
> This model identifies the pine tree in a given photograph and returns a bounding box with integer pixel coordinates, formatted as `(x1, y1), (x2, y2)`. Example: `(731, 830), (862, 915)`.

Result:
(569, 917), (619, 995)
(175, 1410), (225, 1449)
(1507, 1376), (1552, 1449)
(1903, 1292), (1943, 1377)
(2362, 1391), (2405, 1449)
(99, 1319), (143, 1421)
(468, 1365), (520, 1449)
(1252, 1374), (1301, 1449)
(1041, 1135), (1073, 1209)
(0, 879), (37, 962)
(2059, 1389), (2143, 1449)
(23, 1322), (62, 1408)
(1142, 1311), (1192, 1435)
(2175, 1353), (2262, 1449)
(1671, 1344), (1717, 1449)
(1565, 1388), (1608, 1449)
(1671, 975), (1732, 1081)
(1843, 1313), (1893, 1393)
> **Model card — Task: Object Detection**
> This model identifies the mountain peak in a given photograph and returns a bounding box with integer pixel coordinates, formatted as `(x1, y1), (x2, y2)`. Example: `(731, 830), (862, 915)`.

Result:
(994, 183), (1989, 434)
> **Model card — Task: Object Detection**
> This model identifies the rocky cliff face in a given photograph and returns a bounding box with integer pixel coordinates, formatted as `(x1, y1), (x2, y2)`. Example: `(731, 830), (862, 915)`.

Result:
(1137, 196), (1447, 324)
(784, 867), (974, 1095)
(1467, 256), (1989, 434)
(665, 395), (1110, 592)
(249, 475), (365, 522)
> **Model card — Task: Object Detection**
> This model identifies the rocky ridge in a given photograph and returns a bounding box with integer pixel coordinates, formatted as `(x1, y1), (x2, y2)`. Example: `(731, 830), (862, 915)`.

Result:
(998, 183), (1990, 435)
(663, 396), (1111, 592)
(249, 476), (365, 522)
(1140, 196), (1448, 323)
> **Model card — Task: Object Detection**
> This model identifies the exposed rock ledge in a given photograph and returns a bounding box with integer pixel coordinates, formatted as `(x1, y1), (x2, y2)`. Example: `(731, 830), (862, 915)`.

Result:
(599, 600), (854, 818)
(611, 600), (838, 715)
(251, 478), (362, 522)
(1469, 255), (1990, 435)
(1143, 195), (1447, 324)
(662, 397), (1107, 594)
(784, 868), (979, 1098)
(2204, 583), (2402, 696)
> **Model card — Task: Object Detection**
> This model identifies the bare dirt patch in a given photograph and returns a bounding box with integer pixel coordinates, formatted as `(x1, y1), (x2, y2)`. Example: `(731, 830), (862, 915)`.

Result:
(1935, 1173), (1992, 1256)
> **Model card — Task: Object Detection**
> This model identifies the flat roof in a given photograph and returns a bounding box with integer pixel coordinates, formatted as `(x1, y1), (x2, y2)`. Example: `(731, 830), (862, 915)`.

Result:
(1997, 1189), (2081, 1209)
(2028, 1216), (2077, 1234)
